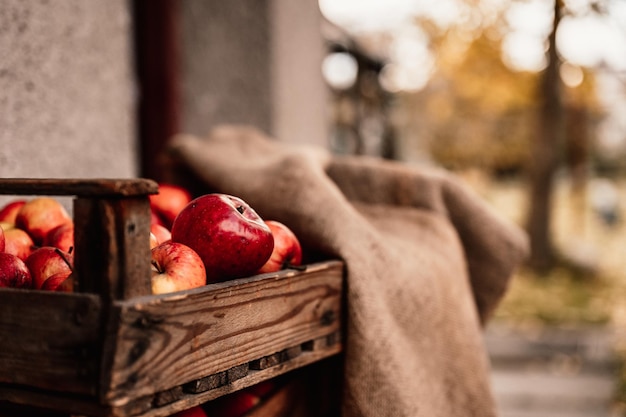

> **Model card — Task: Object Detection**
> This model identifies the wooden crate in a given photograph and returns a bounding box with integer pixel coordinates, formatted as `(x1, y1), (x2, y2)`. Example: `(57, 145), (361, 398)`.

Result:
(0, 179), (344, 417)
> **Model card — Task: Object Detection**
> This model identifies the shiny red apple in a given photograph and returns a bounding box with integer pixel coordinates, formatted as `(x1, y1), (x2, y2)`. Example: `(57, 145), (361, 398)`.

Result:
(151, 223), (172, 245)
(169, 405), (208, 417)
(0, 252), (32, 289)
(0, 224), (5, 253)
(150, 241), (206, 294)
(0, 221), (12, 232)
(171, 194), (274, 283)
(258, 220), (303, 274)
(25, 246), (73, 289)
(45, 221), (74, 253)
(150, 232), (159, 249)
(207, 390), (261, 417)
(0, 200), (26, 225)
(150, 183), (192, 229)
(4, 228), (35, 260)
(41, 270), (73, 292)
(15, 197), (72, 245)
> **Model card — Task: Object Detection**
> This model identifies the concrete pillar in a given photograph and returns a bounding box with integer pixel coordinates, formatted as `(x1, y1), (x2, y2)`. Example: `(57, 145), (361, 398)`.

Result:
(0, 0), (138, 180)
(269, 0), (330, 146)
(179, 0), (330, 147)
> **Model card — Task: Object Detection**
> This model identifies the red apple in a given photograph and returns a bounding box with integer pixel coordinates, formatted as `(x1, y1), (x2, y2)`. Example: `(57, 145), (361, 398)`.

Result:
(150, 183), (192, 229)
(258, 220), (303, 274)
(150, 232), (159, 249)
(245, 380), (276, 399)
(150, 241), (206, 294)
(41, 270), (73, 292)
(207, 391), (261, 417)
(15, 197), (72, 245)
(0, 252), (32, 288)
(4, 228), (35, 260)
(0, 200), (26, 224)
(169, 406), (208, 417)
(0, 224), (5, 253)
(171, 194), (274, 283)
(151, 223), (172, 245)
(25, 246), (73, 289)
(44, 222), (74, 253)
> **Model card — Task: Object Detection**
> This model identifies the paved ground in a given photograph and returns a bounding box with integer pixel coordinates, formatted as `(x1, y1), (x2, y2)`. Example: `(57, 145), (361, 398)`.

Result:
(485, 323), (625, 417)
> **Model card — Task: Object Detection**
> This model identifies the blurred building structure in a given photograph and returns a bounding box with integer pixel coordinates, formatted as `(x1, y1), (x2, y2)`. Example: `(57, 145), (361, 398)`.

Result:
(321, 20), (396, 159)
(0, 0), (330, 184)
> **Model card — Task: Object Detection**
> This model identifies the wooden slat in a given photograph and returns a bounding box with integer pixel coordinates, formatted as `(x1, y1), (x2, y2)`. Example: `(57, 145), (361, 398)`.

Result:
(0, 290), (102, 396)
(0, 334), (342, 417)
(73, 197), (153, 300)
(0, 178), (158, 197)
(103, 261), (343, 406)
(117, 334), (342, 417)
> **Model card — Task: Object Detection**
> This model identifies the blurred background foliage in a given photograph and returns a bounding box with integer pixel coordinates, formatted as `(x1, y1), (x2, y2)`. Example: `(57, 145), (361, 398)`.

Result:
(321, 0), (626, 329)
(321, 2), (626, 409)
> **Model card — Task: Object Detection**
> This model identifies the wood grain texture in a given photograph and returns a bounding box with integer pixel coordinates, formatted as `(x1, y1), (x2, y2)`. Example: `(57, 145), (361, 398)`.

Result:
(0, 178), (158, 197)
(103, 261), (343, 406)
(0, 290), (102, 396)
(117, 335), (343, 417)
(73, 197), (153, 301)
(0, 334), (342, 417)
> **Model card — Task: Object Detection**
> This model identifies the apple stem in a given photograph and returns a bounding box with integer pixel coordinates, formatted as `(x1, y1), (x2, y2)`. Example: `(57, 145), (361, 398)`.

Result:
(55, 247), (74, 271)
(236, 205), (245, 214)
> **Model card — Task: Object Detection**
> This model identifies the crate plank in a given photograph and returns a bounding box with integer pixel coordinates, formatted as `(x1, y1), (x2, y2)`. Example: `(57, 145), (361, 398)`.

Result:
(0, 290), (102, 396)
(0, 178), (158, 197)
(0, 335), (342, 417)
(73, 197), (153, 301)
(103, 261), (343, 406)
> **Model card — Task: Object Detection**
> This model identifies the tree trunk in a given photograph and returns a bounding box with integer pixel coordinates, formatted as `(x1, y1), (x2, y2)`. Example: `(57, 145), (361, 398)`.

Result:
(525, 0), (564, 272)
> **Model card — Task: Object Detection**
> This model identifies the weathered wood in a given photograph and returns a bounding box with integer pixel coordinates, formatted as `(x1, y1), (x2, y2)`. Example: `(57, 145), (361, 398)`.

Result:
(0, 290), (102, 396)
(153, 386), (183, 407)
(0, 334), (342, 417)
(73, 197), (153, 301)
(250, 345), (303, 371)
(103, 261), (343, 406)
(183, 371), (228, 394)
(0, 385), (112, 417)
(121, 338), (342, 417)
(0, 178), (158, 197)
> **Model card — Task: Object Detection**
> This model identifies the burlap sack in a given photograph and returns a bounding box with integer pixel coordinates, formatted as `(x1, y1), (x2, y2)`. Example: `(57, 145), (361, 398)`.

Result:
(167, 125), (529, 417)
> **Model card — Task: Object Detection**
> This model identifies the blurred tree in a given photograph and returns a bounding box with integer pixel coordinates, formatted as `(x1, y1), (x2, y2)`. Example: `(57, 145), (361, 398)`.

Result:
(394, 10), (539, 176)
(524, 0), (564, 272)
(385, 0), (605, 274)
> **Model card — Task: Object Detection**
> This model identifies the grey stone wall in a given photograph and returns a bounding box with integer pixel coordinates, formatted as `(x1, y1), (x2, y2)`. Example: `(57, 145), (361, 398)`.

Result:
(0, 0), (329, 192)
(269, 0), (330, 146)
(0, 0), (138, 181)
(179, 0), (330, 146)
(180, 0), (273, 136)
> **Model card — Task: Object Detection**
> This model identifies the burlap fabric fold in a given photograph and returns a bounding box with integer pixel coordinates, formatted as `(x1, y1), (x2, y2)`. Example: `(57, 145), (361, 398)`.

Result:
(167, 125), (529, 417)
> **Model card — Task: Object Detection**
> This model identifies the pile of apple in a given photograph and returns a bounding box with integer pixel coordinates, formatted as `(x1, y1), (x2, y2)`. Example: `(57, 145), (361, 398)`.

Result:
(149, 184), (303, 295)
(0, 197), (75, 291)
(0, 183), (304, 295)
